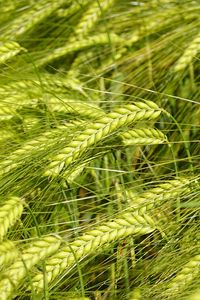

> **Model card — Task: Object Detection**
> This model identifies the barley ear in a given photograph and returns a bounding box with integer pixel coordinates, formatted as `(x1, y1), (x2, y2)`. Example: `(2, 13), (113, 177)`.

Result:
(31, 212), (155, 292)
(57, 1), (90, 18)
(0, 123), (76, 177)
(71, 0), (116, 40)
(37, 33), (123, 67)
(174, 32), (200, 72)
(0, 197), (24, 241)
(0, 240), (18, 269)
(119, 178), (191, 215)
(0, 235), (61, 300)
(0, 41), (26, 65)
(2, 0), (67, 39)
(120, 128), (167, 145)
(163, 254), (200, 298)
(45, 101), (161, 177)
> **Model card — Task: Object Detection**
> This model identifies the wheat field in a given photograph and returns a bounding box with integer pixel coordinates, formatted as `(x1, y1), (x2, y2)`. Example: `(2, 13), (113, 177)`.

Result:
(0, 1), (199, 299)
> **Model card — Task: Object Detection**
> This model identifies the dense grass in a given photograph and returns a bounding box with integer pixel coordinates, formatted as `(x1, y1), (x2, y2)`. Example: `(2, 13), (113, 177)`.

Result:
(0, 1), (200, 299)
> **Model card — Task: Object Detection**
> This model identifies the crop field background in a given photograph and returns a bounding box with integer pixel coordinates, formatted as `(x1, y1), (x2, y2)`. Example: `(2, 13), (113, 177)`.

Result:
(0, 1), (199, 299)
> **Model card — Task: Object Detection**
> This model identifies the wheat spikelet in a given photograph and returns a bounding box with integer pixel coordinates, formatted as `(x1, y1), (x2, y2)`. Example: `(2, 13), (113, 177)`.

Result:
(71, 0), (116, 40)
(163, 254), (200, 298)
(45, 101), (161, 176)
(57, 1), (90, 18)
(0, 97), (38, 120)
(0, 240), (18, 269)
(0, 41), (26, 64)
(46, 98), (105, 119)
(120, 128), (167, 145)
(174, 32), (200, 72)
(0, 235), (61, 300)
(2, 0), (68, 40)
(31, 212), (155, 292)
(34, 73), (84, 94)
(121, 178), (191, 214)
(0, 197), (24, 241)
(0, 124), (77, 177)
(37, 33), (123, 67)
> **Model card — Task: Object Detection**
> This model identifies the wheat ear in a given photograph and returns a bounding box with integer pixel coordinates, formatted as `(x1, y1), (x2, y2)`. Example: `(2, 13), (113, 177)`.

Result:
(2, 0), (67, 40)
(31, 212), (155, 292)
(0, 41), (26, 65)
(0, 124), (76, 177)
(0, 235), (61, 300)
(45, 100), (161, 176)
(0, 240), (18, 269)
(57, 1), (90, 18)
(121, 178), (191, 214)
(46, 98), (105, 119)
(70, 0), (116, 40)
(174, 32), (200, 72)
(120, 128), (167, 145)
(0, 197), (24, 241)
(163, 254), (200, 298)
(37, 33), (123, 67)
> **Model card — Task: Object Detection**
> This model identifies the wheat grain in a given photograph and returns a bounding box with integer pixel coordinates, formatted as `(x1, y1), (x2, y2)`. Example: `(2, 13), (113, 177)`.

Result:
(120, 128), (167, 145)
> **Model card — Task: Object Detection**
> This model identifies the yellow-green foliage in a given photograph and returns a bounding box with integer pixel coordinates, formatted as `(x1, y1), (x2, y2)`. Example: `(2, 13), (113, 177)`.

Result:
(0, 0), (199, 299)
